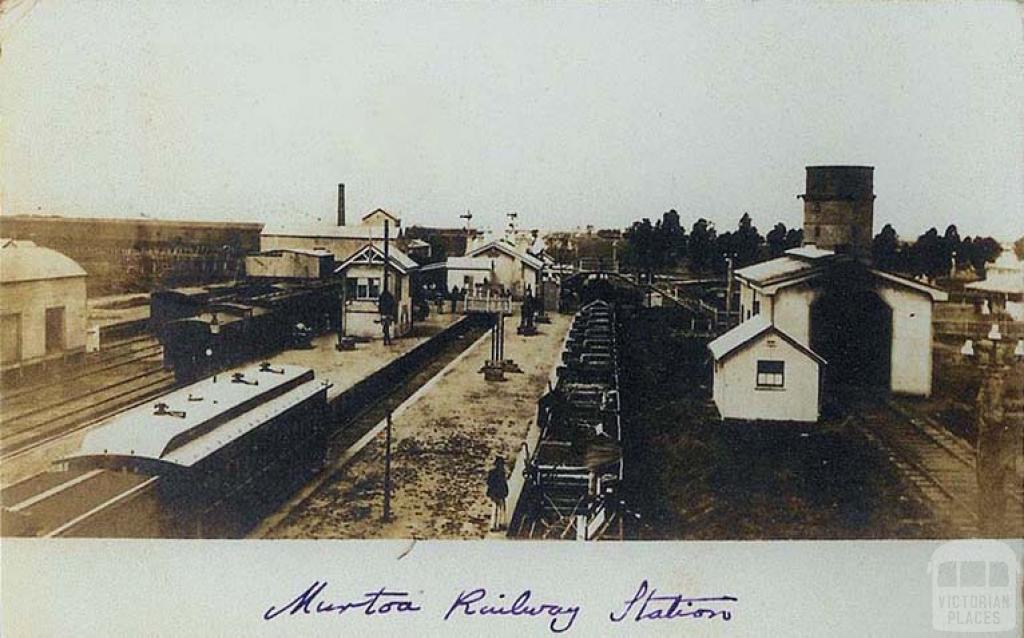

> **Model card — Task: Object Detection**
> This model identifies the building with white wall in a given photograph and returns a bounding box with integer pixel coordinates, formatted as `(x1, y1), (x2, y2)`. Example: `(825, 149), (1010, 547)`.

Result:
(334, 243), (417, 339)
(709, 316), (825, 422)
(732, 246), (946, 397)
(465, 239), (543, 299)
(1, 240), (88, 373)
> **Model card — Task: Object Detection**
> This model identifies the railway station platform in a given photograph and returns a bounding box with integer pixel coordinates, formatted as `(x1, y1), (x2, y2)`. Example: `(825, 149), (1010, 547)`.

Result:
(252, 313), (462, 403)
(0, 314), (462, 490)
(262, 312), (572, 540)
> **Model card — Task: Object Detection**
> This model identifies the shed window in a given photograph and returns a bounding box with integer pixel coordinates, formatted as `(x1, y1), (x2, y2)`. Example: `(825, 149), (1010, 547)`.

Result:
(756, 360), (785, 388)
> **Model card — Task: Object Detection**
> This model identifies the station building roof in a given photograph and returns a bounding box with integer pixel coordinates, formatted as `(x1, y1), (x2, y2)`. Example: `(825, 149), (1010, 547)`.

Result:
(67, 363), (323, 469)
(734, 246), (947, 301)
(334, 242), (418, 275)
(0, 239), (87, 284)
(708, 315), (826, 365)
(467, 239), (545, 270)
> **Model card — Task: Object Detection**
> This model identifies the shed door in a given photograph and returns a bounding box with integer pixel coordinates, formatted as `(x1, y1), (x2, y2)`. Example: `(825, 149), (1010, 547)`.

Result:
(1, 313), (21, 364)
(45, 307), (65, 354)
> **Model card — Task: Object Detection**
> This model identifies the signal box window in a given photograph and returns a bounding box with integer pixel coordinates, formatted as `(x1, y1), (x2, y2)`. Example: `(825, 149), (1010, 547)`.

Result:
(346, 277), (382, 300)
(756, 360), (785, 388)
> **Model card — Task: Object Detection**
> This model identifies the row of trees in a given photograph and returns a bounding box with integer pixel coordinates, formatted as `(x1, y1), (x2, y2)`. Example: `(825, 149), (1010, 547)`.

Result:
(871, 224), (1002, 279)
(621, 210), (802, 279)
(622, 210), (1007, 280)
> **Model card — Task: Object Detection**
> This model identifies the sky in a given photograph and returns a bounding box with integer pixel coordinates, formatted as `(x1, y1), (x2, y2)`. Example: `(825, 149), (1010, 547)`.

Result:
(1, 1), (1022, 241)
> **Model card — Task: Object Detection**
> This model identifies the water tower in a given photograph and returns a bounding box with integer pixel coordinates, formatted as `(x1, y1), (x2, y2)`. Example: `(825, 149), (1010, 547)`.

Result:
(800, 165), (875, 261)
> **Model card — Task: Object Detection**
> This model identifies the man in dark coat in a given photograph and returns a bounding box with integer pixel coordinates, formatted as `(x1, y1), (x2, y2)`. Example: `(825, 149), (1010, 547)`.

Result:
(486, 456), (510, 531)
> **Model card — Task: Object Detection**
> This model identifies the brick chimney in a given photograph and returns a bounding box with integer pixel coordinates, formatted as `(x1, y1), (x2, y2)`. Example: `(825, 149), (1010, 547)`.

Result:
(337, 183), (346, 227)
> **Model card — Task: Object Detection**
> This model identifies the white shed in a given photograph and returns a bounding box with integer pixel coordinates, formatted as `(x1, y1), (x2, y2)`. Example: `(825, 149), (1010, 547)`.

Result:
(1, 239), (88, 372)
(709, 316), (826, 423)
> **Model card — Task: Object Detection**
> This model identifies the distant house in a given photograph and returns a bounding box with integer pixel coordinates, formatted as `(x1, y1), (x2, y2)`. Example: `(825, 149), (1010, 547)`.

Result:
(405, 238), (432, 263)
(1, 239), (88, 373)
(709, 316), (826, 423)
(465, 239), (543, 299)
(334, 243), (418, 339)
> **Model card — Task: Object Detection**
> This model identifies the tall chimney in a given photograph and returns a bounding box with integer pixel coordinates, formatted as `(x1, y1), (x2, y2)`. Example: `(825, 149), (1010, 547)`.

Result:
(337, 183), (346, 227)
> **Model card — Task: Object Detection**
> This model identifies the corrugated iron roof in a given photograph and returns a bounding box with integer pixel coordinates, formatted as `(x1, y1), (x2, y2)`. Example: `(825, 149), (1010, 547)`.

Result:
(0, 239), (87, 283)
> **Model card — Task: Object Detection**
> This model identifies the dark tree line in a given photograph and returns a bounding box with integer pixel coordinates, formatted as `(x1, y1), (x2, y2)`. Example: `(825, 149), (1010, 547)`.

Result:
(621, 209), (801, 278)
(623, 210), (1005, 280)
(872, 223), (1002, 279)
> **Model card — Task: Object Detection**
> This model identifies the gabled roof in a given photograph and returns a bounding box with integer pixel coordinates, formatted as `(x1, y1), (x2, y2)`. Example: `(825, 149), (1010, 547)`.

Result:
(708, 315), (826, 365)
(734, 246), (840, 289)
(467, 239), (544, 270)
(869, 269), (948, 301)
(1, 239), (87, 283)
(361, 208), (401, 223)
(734, 250), (948, 301)
(333, 242), (418, 275)
(418, 256), (494, 273)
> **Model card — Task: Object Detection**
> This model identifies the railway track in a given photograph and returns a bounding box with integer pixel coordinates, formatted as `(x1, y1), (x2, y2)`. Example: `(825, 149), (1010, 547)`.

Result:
(1, 367), (179, 461)
(851, 397), (1024, 537)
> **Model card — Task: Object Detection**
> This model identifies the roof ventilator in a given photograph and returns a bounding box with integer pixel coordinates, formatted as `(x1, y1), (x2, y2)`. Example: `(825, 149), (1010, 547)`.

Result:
(153, 402), (186, 418)
(231, 372), (258, 386)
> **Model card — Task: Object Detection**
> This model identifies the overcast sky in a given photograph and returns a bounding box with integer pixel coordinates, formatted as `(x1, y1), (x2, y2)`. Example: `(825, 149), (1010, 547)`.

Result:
(1, 2), (1021, 240)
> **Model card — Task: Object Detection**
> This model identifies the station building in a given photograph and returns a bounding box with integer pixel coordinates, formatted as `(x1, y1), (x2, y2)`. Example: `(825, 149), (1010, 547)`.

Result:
(464, 239), (544, 299)
(710, 166), (948, 422)
(1, 240), (88, 373)
(334, 243), (418, 339)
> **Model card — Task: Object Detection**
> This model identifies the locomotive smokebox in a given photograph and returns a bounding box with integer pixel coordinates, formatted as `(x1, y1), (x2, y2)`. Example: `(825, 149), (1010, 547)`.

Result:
(800, 165), (875, 261)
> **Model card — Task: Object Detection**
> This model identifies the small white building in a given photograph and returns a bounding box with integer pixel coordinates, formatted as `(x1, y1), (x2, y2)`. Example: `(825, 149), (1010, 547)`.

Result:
(334, 243), (417, 339)
(709, 316), (826, 423)
(1, 239), (88, 371)
(465, 239), (543, 299)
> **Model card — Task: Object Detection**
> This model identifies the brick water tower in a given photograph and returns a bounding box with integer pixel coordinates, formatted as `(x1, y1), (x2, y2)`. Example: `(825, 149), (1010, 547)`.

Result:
(799, 165), (875, 261)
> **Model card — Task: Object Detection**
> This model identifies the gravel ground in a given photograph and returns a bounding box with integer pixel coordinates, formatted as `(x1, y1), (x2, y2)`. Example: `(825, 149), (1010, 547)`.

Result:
(269, 313), (570, 539)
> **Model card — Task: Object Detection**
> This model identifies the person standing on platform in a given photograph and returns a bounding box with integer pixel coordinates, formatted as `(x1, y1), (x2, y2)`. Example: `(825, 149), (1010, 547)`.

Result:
(378, 288), (396, 345)
(486, 456), (509, 531)
(450, 285), (460, 314)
